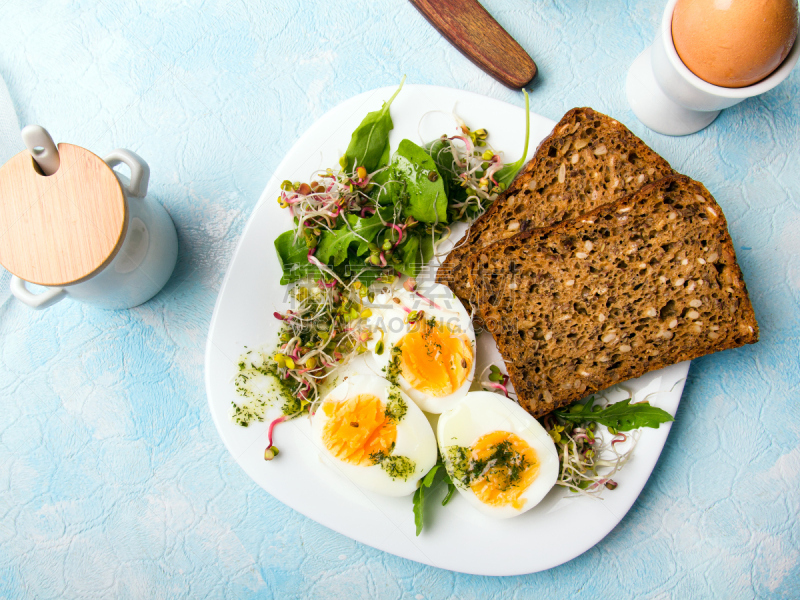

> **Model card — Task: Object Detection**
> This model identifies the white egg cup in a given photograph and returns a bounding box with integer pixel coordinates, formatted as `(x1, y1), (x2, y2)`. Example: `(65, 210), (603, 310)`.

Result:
(626, 0), (800, 136)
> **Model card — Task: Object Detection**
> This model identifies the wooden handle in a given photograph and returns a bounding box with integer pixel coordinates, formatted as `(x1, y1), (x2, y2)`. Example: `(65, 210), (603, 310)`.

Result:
(409, 0), (537, 88)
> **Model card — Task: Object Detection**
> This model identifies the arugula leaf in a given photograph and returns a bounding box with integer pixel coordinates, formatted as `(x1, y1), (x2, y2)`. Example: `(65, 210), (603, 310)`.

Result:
(342, 77), (405, 173)
(412, 460), (458, 536)
(495, 89), (531, 189)
(412, 486), (425, 536)
(420, 232), (435, 265)
(396, 235), (420, 278)
(392, 139), (448, 224)
(368, 157), (403, 207)
(376, 143), (391, 173)
(426, 137), (465, 207)
(441, 468), (456, 506)
(394, 231), (435, 278)
(422, 463), (440, 488)
(315, 213), (385, 266)
(274, 230), (319, 285)
(553, 398), (674, 432)
(373, 139), (448, 219)
(413, 463), (442, 536)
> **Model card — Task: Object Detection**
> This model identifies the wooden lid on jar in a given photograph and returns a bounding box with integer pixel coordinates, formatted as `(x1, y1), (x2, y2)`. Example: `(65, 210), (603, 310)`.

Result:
(0, 143), (128, 286)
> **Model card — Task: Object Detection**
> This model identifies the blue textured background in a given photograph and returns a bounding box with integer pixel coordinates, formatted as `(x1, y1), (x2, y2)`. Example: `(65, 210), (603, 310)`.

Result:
(1, 1), (799, 597)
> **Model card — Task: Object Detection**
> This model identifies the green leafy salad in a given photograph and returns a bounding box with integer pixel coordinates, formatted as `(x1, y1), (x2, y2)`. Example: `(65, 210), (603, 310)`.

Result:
(274, 77), (529, 288)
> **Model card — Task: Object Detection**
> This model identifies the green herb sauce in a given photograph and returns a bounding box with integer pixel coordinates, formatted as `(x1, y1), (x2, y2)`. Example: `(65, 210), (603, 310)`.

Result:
(369, 441), (395, 466)
(380, 455), (416, 481)
(383, 346), (402, 385)
(231, 348), (299, 427)
(444, 445), (471, 489)
(385, 386), (408, 424)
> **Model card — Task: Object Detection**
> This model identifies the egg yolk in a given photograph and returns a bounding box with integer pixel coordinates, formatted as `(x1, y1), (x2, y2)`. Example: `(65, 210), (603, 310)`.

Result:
(321, 394), (397, 466)
(469, 431), (539, 510)
(396, 319), (473, 397)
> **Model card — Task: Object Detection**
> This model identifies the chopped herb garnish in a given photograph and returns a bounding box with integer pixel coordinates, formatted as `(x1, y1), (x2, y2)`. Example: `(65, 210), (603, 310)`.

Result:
(385, 387), (408, 424)
(381, 455), (416, 480)
(444, 441), (527, 492)
(369, 450), (387, 465)
(384, 346), (403, 385)
(369, 441), (396, 466)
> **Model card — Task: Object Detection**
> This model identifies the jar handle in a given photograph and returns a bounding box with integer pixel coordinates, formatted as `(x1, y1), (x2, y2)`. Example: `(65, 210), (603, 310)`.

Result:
(10, 276), (66, 309)
(104, 149), (150, 198)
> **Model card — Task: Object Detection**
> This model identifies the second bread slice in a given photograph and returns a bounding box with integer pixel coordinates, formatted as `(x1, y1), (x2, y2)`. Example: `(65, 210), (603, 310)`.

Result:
(470, 175), (759, 417)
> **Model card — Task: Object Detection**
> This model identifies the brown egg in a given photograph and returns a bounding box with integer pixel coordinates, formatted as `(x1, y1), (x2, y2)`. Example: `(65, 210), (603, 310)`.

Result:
(672, 0), (799, 87)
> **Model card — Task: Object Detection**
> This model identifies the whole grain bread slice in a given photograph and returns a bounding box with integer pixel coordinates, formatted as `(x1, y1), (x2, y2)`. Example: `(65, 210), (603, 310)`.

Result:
(469, 175), (759, 418)
(436, 107), (676, 309)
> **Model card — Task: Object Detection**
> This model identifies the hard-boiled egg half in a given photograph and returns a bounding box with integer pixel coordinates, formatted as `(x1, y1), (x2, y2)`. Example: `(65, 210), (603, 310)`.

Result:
(438, 391), (559, 519)
(366, 282), (476, 414)
(311, 375), (437, 496)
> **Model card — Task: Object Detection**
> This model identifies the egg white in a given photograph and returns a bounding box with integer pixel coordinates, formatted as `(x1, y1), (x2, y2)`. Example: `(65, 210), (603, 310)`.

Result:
(365, 282), (476, 414)
(310, 374), (437, 497)
(437, 391), (559, 519)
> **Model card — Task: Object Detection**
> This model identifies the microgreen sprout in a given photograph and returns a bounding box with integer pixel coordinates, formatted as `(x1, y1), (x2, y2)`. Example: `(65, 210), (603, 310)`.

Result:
(479, 364), (513, 399)
(428, 124), (508, 223)
(280, 169), (384, 246)
(267, 278), (376, 416)
(542, 404), (639, 496)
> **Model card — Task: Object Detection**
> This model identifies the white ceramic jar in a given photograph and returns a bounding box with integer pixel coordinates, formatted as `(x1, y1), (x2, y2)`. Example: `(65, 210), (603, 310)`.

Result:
(0, 129), (178, 310)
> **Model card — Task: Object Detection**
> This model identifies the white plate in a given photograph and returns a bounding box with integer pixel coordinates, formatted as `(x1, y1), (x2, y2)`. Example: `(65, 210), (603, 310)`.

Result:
(205, 85), (688, 576)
